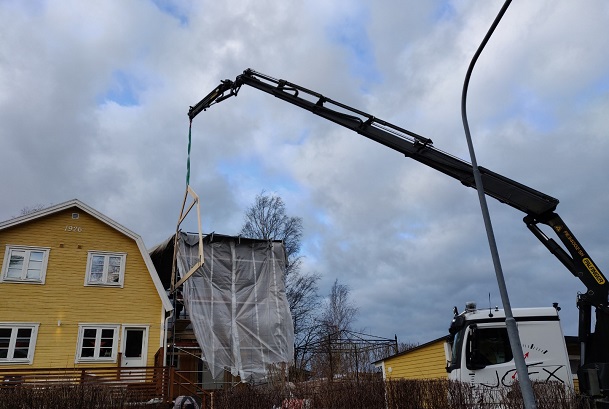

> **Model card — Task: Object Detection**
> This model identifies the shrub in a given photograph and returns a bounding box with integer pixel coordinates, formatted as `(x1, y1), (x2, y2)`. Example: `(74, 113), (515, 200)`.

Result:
(0, 384), (169, 409)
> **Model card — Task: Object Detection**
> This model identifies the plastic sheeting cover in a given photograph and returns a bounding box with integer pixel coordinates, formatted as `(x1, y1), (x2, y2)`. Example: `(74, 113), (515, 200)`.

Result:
(176, 233), (294, 381)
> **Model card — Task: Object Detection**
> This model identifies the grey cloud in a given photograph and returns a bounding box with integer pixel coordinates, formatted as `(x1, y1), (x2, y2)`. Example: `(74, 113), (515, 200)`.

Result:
(1, 0), (608, 345)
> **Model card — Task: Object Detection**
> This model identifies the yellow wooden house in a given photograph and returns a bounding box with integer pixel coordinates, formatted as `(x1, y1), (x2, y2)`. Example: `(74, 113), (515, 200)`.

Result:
(375, 337), (449, 380)
(0, 199), (172, 369)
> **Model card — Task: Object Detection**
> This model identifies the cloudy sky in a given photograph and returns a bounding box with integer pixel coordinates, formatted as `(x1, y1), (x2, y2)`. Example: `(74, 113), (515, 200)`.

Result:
(2, 0), (609, 345)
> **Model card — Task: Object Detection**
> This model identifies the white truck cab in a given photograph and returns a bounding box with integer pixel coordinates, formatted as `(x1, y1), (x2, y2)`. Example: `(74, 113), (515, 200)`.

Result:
(445, 302), (574, 391)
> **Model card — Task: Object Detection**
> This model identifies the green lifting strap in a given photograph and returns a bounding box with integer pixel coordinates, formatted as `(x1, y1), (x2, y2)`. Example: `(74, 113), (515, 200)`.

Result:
(186, 119), (192, 186)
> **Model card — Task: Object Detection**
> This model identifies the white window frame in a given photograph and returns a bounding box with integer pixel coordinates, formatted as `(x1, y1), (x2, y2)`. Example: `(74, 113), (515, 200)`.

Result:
(84, 251), (126, 287)
(1, 246), (50, 284)
(75, 324), (120, 363)
(0, 323), (39, 364)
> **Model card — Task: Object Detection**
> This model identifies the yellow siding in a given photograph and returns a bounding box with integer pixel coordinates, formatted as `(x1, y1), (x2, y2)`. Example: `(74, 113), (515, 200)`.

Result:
(0, 207), (164, 368)
(384, 340), (448, 380)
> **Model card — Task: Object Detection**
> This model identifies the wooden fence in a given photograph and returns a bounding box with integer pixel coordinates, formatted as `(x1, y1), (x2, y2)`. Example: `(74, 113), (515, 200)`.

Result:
(0, 366), (213, 406)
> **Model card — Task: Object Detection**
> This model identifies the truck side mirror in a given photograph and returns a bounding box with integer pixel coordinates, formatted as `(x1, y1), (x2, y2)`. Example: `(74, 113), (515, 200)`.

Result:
(445, 337), (454, 373)
(466, 324), (487, 370)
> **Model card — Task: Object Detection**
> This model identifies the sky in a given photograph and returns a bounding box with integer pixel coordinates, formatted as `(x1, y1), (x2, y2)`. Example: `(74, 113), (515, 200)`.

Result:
(2, 0), (609, 346)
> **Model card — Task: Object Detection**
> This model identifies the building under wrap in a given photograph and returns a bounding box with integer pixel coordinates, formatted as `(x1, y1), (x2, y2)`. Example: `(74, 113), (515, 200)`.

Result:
(174, 232), (294, 381)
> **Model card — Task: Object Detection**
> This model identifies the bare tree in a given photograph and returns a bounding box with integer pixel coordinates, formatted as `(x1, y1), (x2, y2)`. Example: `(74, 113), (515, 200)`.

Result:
(311, 279), (360, 379)
(240, 191), (302, 276)
(320, 279), (358, 335)
(287, 270), (322, 375)
(240, 191), (320, 375)
(19, 203), (48, 216)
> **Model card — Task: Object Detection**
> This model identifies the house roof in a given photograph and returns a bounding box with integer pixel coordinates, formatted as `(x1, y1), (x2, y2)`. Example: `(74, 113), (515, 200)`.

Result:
(373, 335), (449, 365)
(0, 199), (173, 311)
(149, 232), (285, 289)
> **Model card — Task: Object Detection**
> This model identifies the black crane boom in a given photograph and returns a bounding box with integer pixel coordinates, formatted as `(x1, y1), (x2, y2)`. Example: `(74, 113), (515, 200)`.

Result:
(189, 69), (609, 384)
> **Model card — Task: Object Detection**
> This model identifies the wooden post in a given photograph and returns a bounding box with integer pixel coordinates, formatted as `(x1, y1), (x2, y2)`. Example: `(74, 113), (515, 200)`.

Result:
(116, 352), (122, 380)
(169, 367), (175, 401)
(328, 334), (333, 382)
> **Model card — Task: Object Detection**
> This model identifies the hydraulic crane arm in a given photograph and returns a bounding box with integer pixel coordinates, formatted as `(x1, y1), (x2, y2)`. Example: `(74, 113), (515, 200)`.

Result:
(189, 68), (608, 309)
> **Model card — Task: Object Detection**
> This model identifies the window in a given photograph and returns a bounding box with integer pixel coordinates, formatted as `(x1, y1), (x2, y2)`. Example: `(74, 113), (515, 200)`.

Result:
(467, 327), (513, 368)
(85, 252), (126, 286)
(0, 324), (39, 364)
(76, 325), (119, 362)
(1, 246), (50, 283)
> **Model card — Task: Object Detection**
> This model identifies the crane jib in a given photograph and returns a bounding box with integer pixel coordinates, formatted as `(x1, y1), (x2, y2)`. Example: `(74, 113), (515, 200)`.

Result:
(189, 68), (607, 308)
